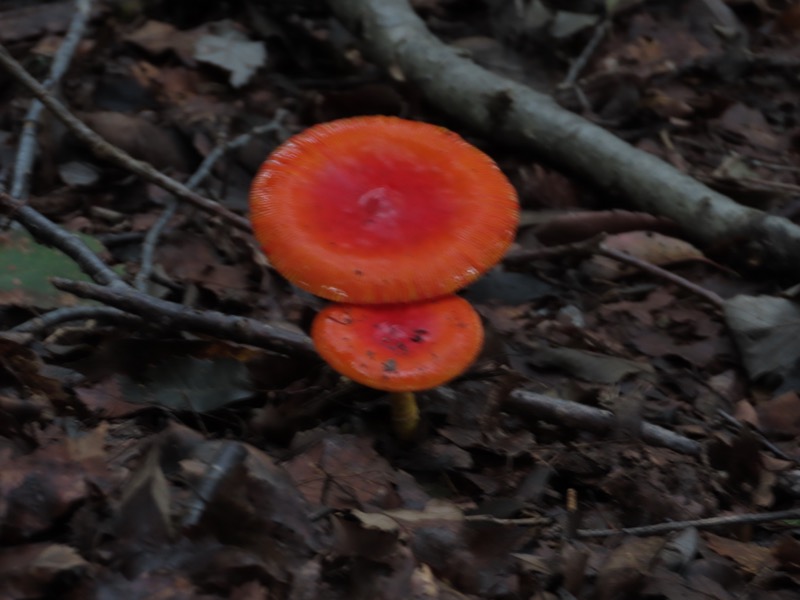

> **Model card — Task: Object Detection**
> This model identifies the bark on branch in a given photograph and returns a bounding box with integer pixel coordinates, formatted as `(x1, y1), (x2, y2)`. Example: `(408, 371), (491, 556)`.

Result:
(327, 0), (800, 277)
(506, 389), (701, 457)
(51, 278), (316, 357)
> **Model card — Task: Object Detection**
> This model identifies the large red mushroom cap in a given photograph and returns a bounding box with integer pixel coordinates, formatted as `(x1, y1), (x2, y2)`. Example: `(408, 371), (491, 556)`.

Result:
(250, 116), (519, 304)
(311, 295), (484, 392)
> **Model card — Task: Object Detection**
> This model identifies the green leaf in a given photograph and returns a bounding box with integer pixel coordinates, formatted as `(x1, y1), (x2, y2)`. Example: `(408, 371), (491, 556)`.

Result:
(0, 229), (110, 308)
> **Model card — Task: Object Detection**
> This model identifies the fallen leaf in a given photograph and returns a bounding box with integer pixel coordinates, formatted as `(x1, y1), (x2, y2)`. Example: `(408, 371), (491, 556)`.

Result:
(0, 230), (110, 308)
(113, 443), (172, 544)
(717, 103), (783, 152)
(584, 231), (709, 279)
(550, 11), (599, 39)
(0, 445), (90, 542)
(755, 391), (800, 437)
(527, 343), (653, 383)
(705, 532), (777, 575)
(80, 111), (191, 171)
(284, 433), (397, 509)
(331, 511), (400, 561)
(123, 20), (199, 64)
(596, 536), (665, 600)
(723, 295), (800, 389)
(0, 543), (88, 598)
(659, 527), (699, 571)
(118, 356), (254, 413)
(194, 20), (267, 88)
(773, 534), (800, 572)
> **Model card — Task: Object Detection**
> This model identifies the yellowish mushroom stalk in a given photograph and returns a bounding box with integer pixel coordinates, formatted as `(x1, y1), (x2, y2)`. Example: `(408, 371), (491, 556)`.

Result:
(389, 391), (419, 440)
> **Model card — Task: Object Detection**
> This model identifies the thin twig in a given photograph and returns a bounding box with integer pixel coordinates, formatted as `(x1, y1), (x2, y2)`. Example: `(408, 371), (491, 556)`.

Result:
(0, 191), (126, 288)
(598, 244), (725, 308)
(559, 19), (610, 89)
(181, 442), (248, 529)
(505, 234), (724, 308)
(464, 514), (550, 526)
(11, 305), (145, 334)
(577, 508), (800, 538)
(188, 115), (290, 188)
(10, 0), (92, 201)
(0, 43), (250, 232)
(506, 389), (701, 456)
(50, 277), (316, 356)
(504, 233), (724, 308)
(503, 234), (606, 266)
(135, 113), (289, 292)
(135, 198), (178, 292)
(717, 410), (795, 463)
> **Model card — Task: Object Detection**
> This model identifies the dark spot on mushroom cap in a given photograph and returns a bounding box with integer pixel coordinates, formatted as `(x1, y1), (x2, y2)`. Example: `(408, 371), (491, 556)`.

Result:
(331, 314), (352, 325)
(410, 328), (429, 343)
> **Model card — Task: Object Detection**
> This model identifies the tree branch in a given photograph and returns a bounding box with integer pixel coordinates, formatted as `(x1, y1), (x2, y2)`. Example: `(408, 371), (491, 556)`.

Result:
(0, 191), (126, 288)
(598, 244), (724, 308)
(50, 277), (316, 356)
(505, 389), (701, 456)
(11, 305), (144, 334)
(577, 508), (800, 538)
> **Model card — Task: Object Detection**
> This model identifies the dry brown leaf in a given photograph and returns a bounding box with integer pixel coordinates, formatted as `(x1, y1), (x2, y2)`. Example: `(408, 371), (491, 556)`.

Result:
(723, 295), (800, 390)
(756, 391), (800, 437)
(717, 103), (784, 152)
(733, 399), (758, 427)
(596, 536), (665, 600)
(583, 231), (708, 279)
(773, 535), (800, 572)
(124, 20), (200, 64)
(705, 532), (777, 575)
(284, 433), (397, 509)
(80, 111), (191, 172)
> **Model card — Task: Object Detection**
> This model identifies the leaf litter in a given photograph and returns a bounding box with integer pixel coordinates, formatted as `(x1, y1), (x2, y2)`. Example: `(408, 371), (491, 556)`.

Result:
(2, 0), (800, 598)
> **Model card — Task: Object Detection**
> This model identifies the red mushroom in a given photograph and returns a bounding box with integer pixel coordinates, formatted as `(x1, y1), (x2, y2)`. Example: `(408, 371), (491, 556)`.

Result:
(250, 116), (519, 304)
(311, 295), (484, 438)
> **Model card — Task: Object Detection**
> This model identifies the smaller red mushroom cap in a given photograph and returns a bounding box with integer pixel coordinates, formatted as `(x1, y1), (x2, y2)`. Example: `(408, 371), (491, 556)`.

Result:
(250, 116), (519, 304)
(311, 295), (484, 392)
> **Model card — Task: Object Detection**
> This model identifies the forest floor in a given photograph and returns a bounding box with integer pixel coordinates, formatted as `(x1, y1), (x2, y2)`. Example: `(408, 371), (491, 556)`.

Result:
(1, 0), (800, 598)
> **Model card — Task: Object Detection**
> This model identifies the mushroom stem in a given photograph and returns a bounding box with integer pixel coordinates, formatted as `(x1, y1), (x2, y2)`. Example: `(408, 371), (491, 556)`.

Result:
(389, 391), (419, 439)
